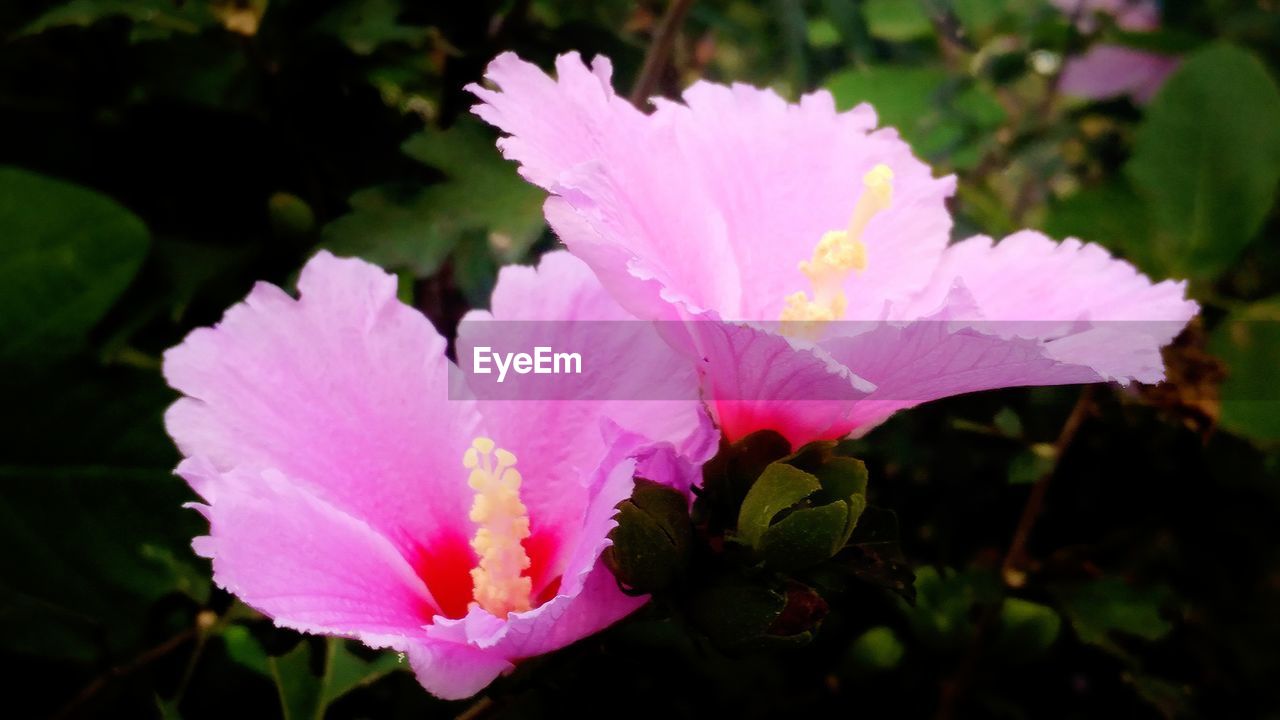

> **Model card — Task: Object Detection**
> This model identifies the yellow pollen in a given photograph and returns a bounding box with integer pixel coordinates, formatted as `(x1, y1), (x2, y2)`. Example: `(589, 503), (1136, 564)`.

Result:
(464, 437), (532, 618)
(781, 164), (894, 339)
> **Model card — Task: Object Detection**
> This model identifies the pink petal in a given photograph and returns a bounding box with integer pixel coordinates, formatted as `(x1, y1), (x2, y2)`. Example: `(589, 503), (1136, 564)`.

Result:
(1060, 46), (1180, 104)
(439, 435), (648, 658)
(467, 52), (645, 190)
(164, 251), (482, 616)
(686, 318), (876, 446)
(823, 231), (1198, 431)
(403, 638), (515, 701)
(190, 465), (437, 642)
(823, 288), (1106, 433)
(471, 52), (955, 325)
(456, 251), (715, 592)
(649, 80), (956, 321)
(898, 231), (1197, 331)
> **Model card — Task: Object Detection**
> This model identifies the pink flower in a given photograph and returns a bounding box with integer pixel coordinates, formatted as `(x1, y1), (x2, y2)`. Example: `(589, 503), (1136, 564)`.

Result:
(163, 250), (713, 699)
(1053, 0), (1180, 104)
(470, 53), (1198, 448)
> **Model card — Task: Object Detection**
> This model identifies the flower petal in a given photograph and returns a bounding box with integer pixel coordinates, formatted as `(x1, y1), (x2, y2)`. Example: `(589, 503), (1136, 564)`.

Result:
(439, 432), (648, 659)
(675, 317), (874, 446)
(825, 231), (1198, 431)
(403, 638), (515, 701)
(1060, 45), (1180, 104)
(467, 51), (644, 190)
(189, 464), (438, 641)
(456, 251), (715, 590)
(164, 251), (481, 603)
(472, 53), (955, 324)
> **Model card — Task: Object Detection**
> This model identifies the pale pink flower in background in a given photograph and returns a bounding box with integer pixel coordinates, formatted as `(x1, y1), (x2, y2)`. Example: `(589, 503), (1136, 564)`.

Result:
(164, 250), (713, 699)
(470, 52), (1198, 448)
(1053, 0), (1180, 104)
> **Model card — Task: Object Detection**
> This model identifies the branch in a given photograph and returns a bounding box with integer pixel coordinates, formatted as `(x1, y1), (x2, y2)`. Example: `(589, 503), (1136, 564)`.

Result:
(629, 0), (697, 107)
(935, 386), (1096, 720)
(1001, 385), (1095, 587)
(54, 626), (199, 719)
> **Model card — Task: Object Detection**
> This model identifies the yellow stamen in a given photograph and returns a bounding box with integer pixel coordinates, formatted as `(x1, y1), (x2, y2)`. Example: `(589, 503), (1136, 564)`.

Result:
(465, 437), (532, 618)
(781, 164), (894, 339)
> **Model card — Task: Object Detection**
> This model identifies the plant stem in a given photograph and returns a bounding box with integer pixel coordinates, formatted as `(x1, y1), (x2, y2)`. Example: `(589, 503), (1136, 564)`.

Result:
(630, 0), (697, 107)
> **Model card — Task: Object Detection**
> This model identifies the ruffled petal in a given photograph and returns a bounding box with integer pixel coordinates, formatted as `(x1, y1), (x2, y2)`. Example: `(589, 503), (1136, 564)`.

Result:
(685, 318), (876, 447)
(822, 287), (1107, 433)
(472, 53), (955, 325)
(651, 81), (955, 320)
(897, 231), (1197, 335)
(467, 52), (645, 190)
(823, 232), (1198, 431)
(403, 637), (515, 701)
(188, 464), (437, 642)
(164, 251), (482, 614)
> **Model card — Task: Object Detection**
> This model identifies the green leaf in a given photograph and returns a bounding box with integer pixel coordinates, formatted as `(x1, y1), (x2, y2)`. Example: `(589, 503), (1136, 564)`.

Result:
(736, 463), (821, 548)
(759, 500), (853, 571)
(320, 184), (460, 277)
(1055, 578), (1172, 661)
(847, 625), (905, 671)
(827, 66), (949, 135)
(1126, 44), (1280, 282)
(1043, 180), (1156, 273)
(322, 121), (544, 277)
(23, 0), (218, 38)
(322, 641), (403, 707)
(222, 624), (271, 676)
(862, 0), (934, 42)
(0, 167), (150, 361)
(0, 466), (205, 662)
(688, 581), (788, 651)
(270, 642), (323, 720)
(903, 567), (1001, 651)
(314, 0), (429, 55)
(604, 479), (692, 592)
(996, 598), (1062, 659)
(993, 407), (1023, 438)
(1208, 297), (1280, 442)
(1007, 443), (1057, 485)
(269, 638), (402, 720)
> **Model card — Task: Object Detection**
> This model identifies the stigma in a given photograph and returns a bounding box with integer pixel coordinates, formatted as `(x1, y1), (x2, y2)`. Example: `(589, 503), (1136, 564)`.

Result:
(780, 164), (894, 339)
(464, 437), (532, 618)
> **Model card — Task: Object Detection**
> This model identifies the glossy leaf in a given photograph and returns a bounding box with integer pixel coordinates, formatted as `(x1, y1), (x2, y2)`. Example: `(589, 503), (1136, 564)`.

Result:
(1126, 44), (1280, 281)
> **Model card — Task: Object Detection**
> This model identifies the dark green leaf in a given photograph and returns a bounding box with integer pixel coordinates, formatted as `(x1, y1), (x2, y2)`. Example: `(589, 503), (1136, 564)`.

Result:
(604, 479), (692, 592)
(0, 167), (150, 361)
(1208, 298), (1280, 443)
(862, 0), (934, 42)
(1126, 44), (1280, 281)
(736, 463), (821, 549)
(24, 0), (217, 38)
(1055, 578), (1173, 661)
(322, 121), (544, 278)
(759, 500), (852, 570)
(688, 581), (787, 651)
(996, 597), (1062, 659)
(847, 625), (905, 671)
(314, 0), (429, 55)
(0, 466), (205, 661)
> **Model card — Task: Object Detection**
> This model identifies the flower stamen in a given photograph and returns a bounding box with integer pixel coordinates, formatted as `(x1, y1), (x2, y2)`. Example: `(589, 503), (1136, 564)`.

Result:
(465, 437), (532, 618)
(781, 164), (894, 339)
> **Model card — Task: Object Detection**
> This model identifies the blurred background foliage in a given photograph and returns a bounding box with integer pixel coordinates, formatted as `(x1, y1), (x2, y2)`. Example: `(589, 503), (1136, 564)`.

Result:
(1, 0), (1279, 717)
